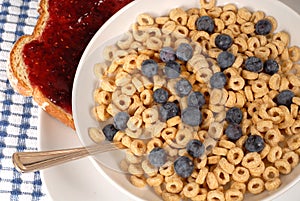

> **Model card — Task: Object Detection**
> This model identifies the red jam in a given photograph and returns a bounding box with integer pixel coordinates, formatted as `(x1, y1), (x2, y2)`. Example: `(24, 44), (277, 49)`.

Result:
(23, 0), (133, 114)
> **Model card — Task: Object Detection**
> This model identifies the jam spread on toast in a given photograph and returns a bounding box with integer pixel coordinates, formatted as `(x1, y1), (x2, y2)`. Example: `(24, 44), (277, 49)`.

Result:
(23, 0), (133, 114)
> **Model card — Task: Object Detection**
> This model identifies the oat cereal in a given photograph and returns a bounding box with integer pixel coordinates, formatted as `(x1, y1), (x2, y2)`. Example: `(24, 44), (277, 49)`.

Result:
(90, 0), (300, 200)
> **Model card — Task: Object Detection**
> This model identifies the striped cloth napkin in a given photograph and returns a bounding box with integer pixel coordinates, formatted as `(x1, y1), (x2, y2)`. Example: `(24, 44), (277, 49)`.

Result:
(0, 0), (49, 200)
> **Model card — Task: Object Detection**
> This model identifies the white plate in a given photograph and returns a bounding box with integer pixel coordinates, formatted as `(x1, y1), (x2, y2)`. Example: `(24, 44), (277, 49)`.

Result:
(38, 109), (132, 201)
(72, 0), (300, 200)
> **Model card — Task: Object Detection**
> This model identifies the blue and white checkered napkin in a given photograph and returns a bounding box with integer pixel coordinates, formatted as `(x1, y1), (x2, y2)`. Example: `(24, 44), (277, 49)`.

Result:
(0, 0), (50, 200)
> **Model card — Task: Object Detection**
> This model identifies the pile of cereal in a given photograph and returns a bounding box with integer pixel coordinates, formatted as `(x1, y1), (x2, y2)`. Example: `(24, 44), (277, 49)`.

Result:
(90, 0), (300, 200)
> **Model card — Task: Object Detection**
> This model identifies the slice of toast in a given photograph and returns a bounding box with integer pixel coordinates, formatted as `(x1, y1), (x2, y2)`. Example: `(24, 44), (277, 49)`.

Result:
(8, 0), (133, 129)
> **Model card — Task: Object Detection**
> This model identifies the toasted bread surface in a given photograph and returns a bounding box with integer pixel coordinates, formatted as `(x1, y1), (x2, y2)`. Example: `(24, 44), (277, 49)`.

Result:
(9, 0), (48, 96)
(8, 0), (75, 129)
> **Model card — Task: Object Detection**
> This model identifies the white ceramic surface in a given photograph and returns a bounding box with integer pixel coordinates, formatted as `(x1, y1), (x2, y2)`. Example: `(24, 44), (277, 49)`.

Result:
(41, 0), (300, 200)
(38, 110), (132, 201)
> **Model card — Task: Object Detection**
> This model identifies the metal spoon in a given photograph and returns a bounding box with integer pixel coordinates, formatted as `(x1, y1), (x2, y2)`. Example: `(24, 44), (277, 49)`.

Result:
(12, 142), (121, 173)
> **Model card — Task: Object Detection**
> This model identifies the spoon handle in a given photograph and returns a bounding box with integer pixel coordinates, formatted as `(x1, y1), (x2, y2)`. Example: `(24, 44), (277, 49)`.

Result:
(12, 143), (120, 173)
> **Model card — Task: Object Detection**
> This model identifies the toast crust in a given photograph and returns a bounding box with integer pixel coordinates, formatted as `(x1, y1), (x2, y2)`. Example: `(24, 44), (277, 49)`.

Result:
(8, 0), (75, 129)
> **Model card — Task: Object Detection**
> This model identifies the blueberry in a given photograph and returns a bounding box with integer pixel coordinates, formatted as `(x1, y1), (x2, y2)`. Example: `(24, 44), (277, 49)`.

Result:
(159, 102), (179, 121)
(195, 16), (215, 34)
(215, 34), (233, 50)
(141, 59), (158, 78)
(148, 147), (167, 168)
(226, 107), (243, 124)
(164, 60), (181, 78)
(264, 59), (279, 75)
(274, 90), (295, 107)
(245, 56), (263, 72)
(255, 19), (272, 35)
(175, 78), (192, 97)
(244, 135), (265, 152)
(160, 46), (176, 62)
(181, 107), (202, 126)
(174, 156), (194, 178)
(210, 72), (227, 89)
(153, 88), (169, 104)
(113, 111), (130, 130)
(102, 124), (119, 141)
(176, 43), (193, 62)
(187, 91), (205, 108)
(217, 51), (235, 69)
(186, 139), (205, 158)
(225, 123), (242, 141)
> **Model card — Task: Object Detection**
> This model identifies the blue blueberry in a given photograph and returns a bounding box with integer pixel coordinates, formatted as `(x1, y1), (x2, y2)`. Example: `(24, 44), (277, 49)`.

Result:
(187, 91), (206, 108)
(102, 124), (119, 141)
(217, 51), (235, 69)
(244, 135), (265, 152)
(186, 139), (205, 158)
(226, 107), (243, 124)
(159, 102), (179, 121)
(164, 60), (181, 78)
(148, 147), (167, 168)
(175, 78), (192, 97)
(195, 15), (215, 34)
(255, 19), (272, 35)
(160, 46), (176, 62)
(113, 111), (130, 130)
(153, 88), (169, 104)
(245, 56), (263, 72)
(181, 107), (202, 126)
(210, 72), (227, 89)
(176, 43), (193, 62)
(225, 123), (242, 141)
(274, 90), (295, 107)
(141, 59), (158, 78)
(264, 59), (279, 75)
(174, 156), (194, 178)
(215, 34), (233, 50)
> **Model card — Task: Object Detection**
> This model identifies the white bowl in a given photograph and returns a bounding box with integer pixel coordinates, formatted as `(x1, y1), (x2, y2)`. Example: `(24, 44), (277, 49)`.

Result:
(72, 0), (300, 200)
